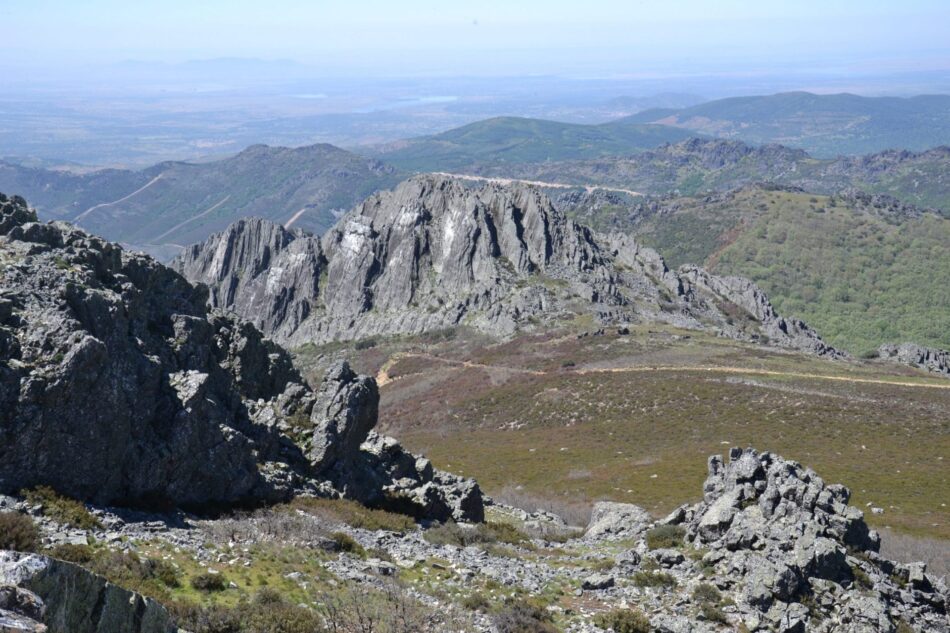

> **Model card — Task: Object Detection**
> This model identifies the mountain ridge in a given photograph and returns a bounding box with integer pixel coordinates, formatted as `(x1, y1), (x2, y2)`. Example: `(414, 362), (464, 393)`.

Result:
(173, 174), (837, 358)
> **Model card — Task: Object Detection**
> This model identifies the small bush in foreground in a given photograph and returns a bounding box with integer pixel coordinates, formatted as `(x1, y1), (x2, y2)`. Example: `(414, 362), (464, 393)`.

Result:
(492, 597), (557, 633)
(330, 531), (365, 557)
(633, 570), (677, 589)
(21, 486), (101, 530)
(645, 524), (685, 550)
(191, 572), (227, 593)
(170, 589), (317, 633)
(288, 496), (416, 533)
(0, 512), (40, 552)
(593, 608), (651, 633)
(692, 582), (722, 604)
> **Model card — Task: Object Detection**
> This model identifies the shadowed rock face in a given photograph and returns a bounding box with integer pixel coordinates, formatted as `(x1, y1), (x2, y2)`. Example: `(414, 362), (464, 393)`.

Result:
(174, 175), (839, 357)
(0, 192), (482, 522)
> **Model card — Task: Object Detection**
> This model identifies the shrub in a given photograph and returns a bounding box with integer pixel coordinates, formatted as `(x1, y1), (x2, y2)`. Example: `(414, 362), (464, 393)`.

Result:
(492, 597), (557, 633)
(645, 524), (685, 550)
(593, 608), (651, 633)
(21, 486), (101, 530)
(461, 591), (492, 611)
(288, 496), (416, 533)
(851, 565), (873, 590)
(191, 572), (228, 593)
(170, 590), (320, 633)
(700, 603), (729, 624)
(0, 512), (40, 552)
(424, 521), (530, 548)
(633, 570), (677, 588)
(353, 338), (377, 351)
(692, 582), (722, 604)
(45, 543), (95, 563)
(330, 531), (365, 557)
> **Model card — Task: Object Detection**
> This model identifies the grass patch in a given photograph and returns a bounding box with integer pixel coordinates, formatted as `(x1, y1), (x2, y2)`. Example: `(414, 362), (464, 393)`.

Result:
(21, 486), (101, 530)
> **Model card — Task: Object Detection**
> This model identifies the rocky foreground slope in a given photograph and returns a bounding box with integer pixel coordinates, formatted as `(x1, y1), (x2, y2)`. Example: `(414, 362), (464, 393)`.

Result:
(0, 192), (481, 521)
(173, 175), (836, 356)
(1, 448), (946, 632)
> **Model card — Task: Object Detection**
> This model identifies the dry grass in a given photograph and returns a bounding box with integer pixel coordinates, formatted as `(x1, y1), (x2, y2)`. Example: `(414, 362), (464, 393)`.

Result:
(367, 327), (950, 541)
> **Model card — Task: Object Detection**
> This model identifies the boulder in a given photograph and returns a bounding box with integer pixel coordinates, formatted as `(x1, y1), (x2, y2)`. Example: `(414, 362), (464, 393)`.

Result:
(0, 551), (175, 633)
(584, 501), (652, 541)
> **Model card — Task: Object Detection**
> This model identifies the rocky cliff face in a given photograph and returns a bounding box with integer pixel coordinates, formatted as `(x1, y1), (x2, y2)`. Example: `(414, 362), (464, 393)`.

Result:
(173, 175), (837, 356)
(878, 342), (950, 376)
(0, 192), (482, 522)
(0, 551), (175, 633)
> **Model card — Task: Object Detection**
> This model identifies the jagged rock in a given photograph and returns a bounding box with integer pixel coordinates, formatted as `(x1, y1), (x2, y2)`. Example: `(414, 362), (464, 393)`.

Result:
(0, 551), (175, 633)
(878, 342), (950, 376)
(0, 193), (484, 522)
(584, 502), (652, 541)
(174, 175), (839, 357)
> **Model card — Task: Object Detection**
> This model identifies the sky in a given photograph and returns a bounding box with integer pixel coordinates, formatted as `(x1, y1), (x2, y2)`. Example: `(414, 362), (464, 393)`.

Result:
(3, 0), (950, 77)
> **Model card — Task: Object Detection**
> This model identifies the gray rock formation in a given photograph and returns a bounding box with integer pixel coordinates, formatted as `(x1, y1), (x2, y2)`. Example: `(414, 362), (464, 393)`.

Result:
(0, 551), (175, 633)
(173, 175), (838, 357)
(0, 193), (482, 522)
(878, 342), (950, 376)
(678, 448), (946, 632)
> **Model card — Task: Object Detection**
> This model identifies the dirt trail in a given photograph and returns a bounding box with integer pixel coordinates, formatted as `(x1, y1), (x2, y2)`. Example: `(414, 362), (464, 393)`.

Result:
(153, 194), (231, 242)
(377, 352), (950, 390)
(74, 174), (165, 223)
(431, 172), (643, 198)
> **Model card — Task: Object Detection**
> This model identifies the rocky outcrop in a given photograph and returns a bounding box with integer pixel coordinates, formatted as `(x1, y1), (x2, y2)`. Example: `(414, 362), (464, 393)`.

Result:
(878, 342), (950, 376)
(0, 551), (175, 633)
(174, 175), (838, 357)
(592, 448), (948, 632)
(0, 193), (482, 522)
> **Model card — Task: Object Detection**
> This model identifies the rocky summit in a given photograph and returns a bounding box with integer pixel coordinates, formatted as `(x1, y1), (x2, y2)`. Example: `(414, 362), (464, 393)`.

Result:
(173, 174), (837, 356)
(0, 192), (481, 522)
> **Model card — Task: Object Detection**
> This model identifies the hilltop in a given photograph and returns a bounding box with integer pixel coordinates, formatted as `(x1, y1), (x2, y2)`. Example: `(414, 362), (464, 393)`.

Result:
(369, 116), (696, 172)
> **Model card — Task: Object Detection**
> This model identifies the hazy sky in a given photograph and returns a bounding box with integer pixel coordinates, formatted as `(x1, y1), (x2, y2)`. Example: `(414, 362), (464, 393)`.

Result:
(3, 0), (950, 76)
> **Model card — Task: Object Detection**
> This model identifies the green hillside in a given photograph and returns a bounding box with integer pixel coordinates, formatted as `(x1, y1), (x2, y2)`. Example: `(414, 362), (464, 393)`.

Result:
(627, 92), (950, 156)
(581, 187), (950, 355)
(371, 116), (696, 172)
(0, 144), (402, 250)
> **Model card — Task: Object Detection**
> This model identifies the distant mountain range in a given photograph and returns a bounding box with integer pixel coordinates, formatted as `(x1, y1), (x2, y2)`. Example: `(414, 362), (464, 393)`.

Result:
(488, 138), (950, 217)
(368, 116), (697, 171)
(623, 92), (950, 156)
(0, 144), (400, 255)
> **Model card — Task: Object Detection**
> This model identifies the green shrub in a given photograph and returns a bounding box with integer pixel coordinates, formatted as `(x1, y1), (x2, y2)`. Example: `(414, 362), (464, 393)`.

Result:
(700, 603), (729, 624)
(461, 591), (492, 611)
(633, 570), (677, 588)
(330, 531), (365, 557)
(424, 521), (530, 548)
(191, 572), (227, 593)
(851, 565), (873, 590)
(288, 497), (415, 532)
(170, 589), (320, 633)
(0, 512), (40, 552)
(45, 543), (95, 563)
(492, 597), (556, 633)
(21, 486), (101, 530)
(692, 582), (722, 604)
(593, 608), (651, 633)
(645, 524), (686, 550)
